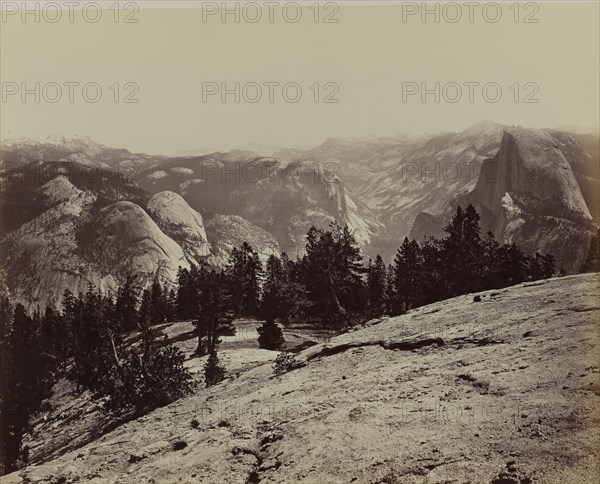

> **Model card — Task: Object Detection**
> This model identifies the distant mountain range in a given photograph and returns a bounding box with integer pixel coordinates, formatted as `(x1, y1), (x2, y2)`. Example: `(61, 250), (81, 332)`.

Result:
(1, 121), (598, 309)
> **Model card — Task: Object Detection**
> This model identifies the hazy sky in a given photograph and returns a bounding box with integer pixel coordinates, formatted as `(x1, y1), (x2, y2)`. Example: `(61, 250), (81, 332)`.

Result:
(1, 1), (599, 154)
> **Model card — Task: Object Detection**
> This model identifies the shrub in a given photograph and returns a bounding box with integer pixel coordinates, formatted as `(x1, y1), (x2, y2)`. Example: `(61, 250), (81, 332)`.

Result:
(173, 440), (188, 451)
(99, 345), (194, 415)
(257, 320), (285, 350)
(273, 351), (300, 376)
(204, 351), (226, 387)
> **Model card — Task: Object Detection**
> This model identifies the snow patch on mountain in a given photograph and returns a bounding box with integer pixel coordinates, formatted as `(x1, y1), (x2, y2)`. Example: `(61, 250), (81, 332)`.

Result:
(170, 167), (194, 175)
(179, 179), (205, 192)
(148, 170), (168, 180)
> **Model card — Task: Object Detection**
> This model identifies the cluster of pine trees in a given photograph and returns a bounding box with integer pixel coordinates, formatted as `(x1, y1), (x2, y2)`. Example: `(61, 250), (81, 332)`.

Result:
(0, 300), (53, 473)
(254, 205), (559, 325)
(380, 205), (558, 316)
(0, 280), (192, 473)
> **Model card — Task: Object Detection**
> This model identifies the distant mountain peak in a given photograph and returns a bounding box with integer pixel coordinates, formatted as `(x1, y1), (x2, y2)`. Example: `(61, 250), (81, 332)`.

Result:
(461, 119), (504, 136)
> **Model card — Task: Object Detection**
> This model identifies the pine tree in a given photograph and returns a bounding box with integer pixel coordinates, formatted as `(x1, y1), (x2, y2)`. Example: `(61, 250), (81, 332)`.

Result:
(441, 205), (483, 295)
(167, 289), (178, 322)
(504, 243), (528, 285)
(116, 273), (139, 332)
(150, 279), (167, 325)
(204, 351), (225, 387)
(384, 264), (396, 315)
(177, 267), (195, 319)
(393, 238), (423, 314)
(70, 285), (116, 392)
(97, 297), (193, 414)
(581, 228), (600, 273)
(261, 255), (285, 323)
(139, 289), (152, 332)
(367, 255), (386, 316)
(480, 231), (502, 289)
(257, 320), (285, 350)
(529, 253), (556, 280)
(228, 242), (263, 317)
(303, 223), (365, 322)
(194, 270), (233, 356)
(0, 304), (47, 473)
(40, 306), (69, 372)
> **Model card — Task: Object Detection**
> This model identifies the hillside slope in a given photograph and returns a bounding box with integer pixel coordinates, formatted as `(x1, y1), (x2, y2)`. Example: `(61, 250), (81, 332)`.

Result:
(5, 273), (599, 483)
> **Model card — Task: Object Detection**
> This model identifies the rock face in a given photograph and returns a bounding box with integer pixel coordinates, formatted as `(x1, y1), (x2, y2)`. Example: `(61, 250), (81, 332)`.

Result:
(547, 130), (600, 222)
(2, 185), (116, 311)
(410, 128), (598, 272)
(291, 121), (506, 259)
(147, 191), (211, 263)
(2, 126), (598, 309)
(476, 128), (592, 223)
(1, 195), (191, 310)
(204, 214), (280, 267)
(472, 128), (595, 271)
(136, 156), (382, 252)
(5, 274), (599, 483)
(94, 201), (190, 285)
(0, 163), (190, 310)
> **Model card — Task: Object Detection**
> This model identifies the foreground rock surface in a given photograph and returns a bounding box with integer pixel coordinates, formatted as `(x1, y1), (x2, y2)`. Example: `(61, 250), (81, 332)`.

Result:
(5, 274), (600, 483)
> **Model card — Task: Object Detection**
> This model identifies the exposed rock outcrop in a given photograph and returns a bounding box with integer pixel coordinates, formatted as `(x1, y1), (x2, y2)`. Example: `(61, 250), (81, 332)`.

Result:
(147, 191), (211, 263)
(204, 214), (280, 267)
(410, 128), (597, 272)
(135, 156), (382, 252)
(476, 128), (592, 223)
(474, 128), (595, 271)
(5, 274), (599, 483)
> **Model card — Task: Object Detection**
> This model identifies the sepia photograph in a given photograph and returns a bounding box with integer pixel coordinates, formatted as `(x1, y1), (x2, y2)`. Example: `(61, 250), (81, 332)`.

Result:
(0, 1), (599, 482)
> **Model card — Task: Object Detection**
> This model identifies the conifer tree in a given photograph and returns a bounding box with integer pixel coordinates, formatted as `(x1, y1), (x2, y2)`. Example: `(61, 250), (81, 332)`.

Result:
(393, 238), (423, 314)
(303, 223), (365, 322)
(115, 273), (139, 332)
(441, 205), (483, 295)
(366, 255), (387, 316)
(167, 289), (178, 322)
(176, 266), (194, 320)
(384, 264), (396, 315)
(204, 351), (225, 387)
(228, 242), (263, 317)
(0, 303), (47, 473)
(194, 270), (233, 356)
(257, 320), (285, 350)
(261, 255), (286, 323)
(581, 228), (600, 273)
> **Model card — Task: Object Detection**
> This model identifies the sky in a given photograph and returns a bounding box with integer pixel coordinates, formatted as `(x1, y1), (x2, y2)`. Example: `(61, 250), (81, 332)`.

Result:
(1, 1), (599, 155)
